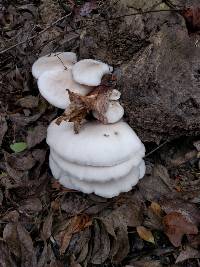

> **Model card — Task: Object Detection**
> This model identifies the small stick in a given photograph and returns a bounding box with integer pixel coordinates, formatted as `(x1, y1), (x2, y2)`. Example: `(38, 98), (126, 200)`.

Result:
(145, 139), (169, 158)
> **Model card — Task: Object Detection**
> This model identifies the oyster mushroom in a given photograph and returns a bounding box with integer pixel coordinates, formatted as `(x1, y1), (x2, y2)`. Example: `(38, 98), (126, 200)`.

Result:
(47, 120), (145, 198)
(32, 52), (77, 79)
(47, 120), (145, 166)
(49, 156), (144, 198)
(37, 69), (92, 109)
(93, 101), (124, 124)
(72, 59), (113, 86)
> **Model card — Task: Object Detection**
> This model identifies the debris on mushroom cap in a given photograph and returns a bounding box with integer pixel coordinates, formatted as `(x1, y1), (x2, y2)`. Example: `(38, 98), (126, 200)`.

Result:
(93, 101), (124, 124)
(72, 59), (113, 86)
(37, 69), (92, 109)
(32, 52), (77, 79)
(49, 155), (143, 198)
(50, 149), (144, 182)
(47, 120), (145, 167)
(109, 89), (121, 100)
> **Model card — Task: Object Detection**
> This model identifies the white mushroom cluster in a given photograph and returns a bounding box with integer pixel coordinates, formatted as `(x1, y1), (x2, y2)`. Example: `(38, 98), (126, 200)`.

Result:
(32, 52), (146, 198)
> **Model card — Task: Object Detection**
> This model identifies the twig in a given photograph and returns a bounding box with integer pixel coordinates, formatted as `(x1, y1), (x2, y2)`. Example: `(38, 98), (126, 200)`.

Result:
(0, 12), (72, 55)
(56, 54), (68, 70)
(145, 139), (169, 158)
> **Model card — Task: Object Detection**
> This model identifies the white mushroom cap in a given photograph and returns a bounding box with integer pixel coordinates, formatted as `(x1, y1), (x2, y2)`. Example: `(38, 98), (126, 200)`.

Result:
(93, 101), (124, 124)
(38, 69), (92, 109)
(47, 120), (145, 166)
(32, 52), (77, 79)
(50, 148), (144, 182)
(109, 89), (121, 101)
(49, 155), (142, 198)
(72, 59), (113, 86)
(138, 160), (146, 179)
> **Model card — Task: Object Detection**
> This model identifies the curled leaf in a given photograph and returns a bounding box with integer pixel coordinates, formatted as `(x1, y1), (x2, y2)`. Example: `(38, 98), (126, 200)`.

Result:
(136, 226), (155, 244)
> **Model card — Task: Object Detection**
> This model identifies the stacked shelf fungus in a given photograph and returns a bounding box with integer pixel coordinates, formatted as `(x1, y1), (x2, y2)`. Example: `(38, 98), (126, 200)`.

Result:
(32, 52), (146, 198)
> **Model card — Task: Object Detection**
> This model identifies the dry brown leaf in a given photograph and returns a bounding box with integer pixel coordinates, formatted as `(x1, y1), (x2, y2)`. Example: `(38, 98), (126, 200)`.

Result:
(163, 212), (198, 247)
(150, 202), (162, 217)
(3, 222), (37, 267)
(16, 95), (39, 109)
(4, 151), (36, 171)
(136, 226), (155, 244)
(17, 223), (37, 267)
(42, 212), (53, 241)
(0, 241), (17, 267)
(59, 215), (92, 254)
(3, 223), (21, 257)
(61, 194), (90, 216)
(90, 219), (110, 264)
(175, 245), (200, 263)
(144, 207), (163, 231)
(26, 124), (47, 148)
(181, 6), (200, 34)
(19, 197), (42, 214)
(56, 74), (115, 133)
(160, 198), (200, 225)
(0, 114), (7, 146)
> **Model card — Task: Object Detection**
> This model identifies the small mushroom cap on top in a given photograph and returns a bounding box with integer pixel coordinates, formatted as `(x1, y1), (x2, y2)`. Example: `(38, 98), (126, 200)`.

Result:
(47, 120), (145, 166)
(38, 69), (92, 109)
(72, 59), (113, 86)
(32, 52), (77, 79)
(109, 89), (121, 100)
(50, 149), (144, 182)
(49, 155), (142, 198)
(93, 101), (124, 124)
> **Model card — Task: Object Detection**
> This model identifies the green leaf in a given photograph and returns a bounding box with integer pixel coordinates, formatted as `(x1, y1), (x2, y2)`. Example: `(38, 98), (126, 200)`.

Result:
(0, 172), (7, 177)
(10, 142), (27, 153)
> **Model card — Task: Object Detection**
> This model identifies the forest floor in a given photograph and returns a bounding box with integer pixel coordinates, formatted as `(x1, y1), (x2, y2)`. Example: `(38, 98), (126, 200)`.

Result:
(0, 1), (200, 267)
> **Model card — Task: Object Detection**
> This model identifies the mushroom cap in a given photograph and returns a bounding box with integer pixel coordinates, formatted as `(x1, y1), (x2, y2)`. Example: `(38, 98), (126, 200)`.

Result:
(72, 59), (113, 86)
(32, 52), (77, 79)
(49, 155), (142, 198)
(38, 69), (92, 109)
(93, 101), (124, 124)
(109, 89), (121, 101)
(47, 120), (145, 166)
(138, 160), (146, 179)
(50, 148), (144, 182)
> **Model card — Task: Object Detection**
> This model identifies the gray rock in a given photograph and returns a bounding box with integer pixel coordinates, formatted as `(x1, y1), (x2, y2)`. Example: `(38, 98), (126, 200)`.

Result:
(79, 0), (200, 143)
